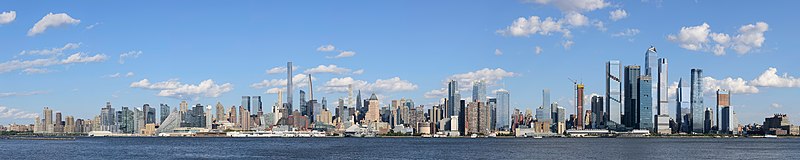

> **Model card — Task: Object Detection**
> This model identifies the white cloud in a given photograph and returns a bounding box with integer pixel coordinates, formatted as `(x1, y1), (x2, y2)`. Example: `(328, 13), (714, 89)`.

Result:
(321, 77), (418, 94)
(317, 44), (336, 52)
(331, 51), (356, 58)
(22, 68), (52, 74)
(667, 22), (768, 55)
(497, 16), (571, 38)
(592, 20), (607, 31)
(750, 67), (800, 88)
(535, 46), (543, 54)
(562, 40), (575, 49)
(130, 79), (233, 99)
(265, 65), (298, 74)
(85, 22), (100, 30)
(526, 0), (610, 13)
(353, 69), (364, 75)
(612, 28), (640, 37)
(62, 52), (108, 63)
(19, 42), (81, 56)
(770, 103), (782, 109)
(0, 91), (48, 98)
(28, 13), (81, 36)
(491, 88), (509, 95)
(0, 52), (107, 74)
(447, 68), (518, 91)
(494, 49), (503, 56)
(609, 9), (628, 21)
(106, 72), (135, 78)
(304, 65), (352, 75)
(424, 88), (448, 99)
(251, 74), (315, 91)
(564, 12), (589, 27)
(0, 106), (39, 119)
(119, 51), (142, 64)
(703, 77), (759, 94)
(0, 11), (15, 24)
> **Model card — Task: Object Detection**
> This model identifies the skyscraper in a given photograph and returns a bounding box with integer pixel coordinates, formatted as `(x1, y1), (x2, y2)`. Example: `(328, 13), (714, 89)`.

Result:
(496, 89), (510, 130)
(180, 100), (188, 113)
(675, 78), (690, 133)
(606, 60), (623, 129)
(144, 104), (156, 124)
(655, 58), (671, 134)
(447, 80), (459, 118)
(717, 89), (731, 133)
(252, 96), (262, 114)
(472, 80), (486, 102)
(591, 96), (604, 129)
(215, 102), (224, 122)
(638, 76), (653, 130)
(541, 89), (551, 122)
(287, 61), (293, 114)
(100, 102), (115, 132)
(576, 84), (584, 130)
(623, 65), (640, 128)
(242, 96), (251, 113)
(160, 104), (170, 124)
(645, 46), (660, 130)
(365, 93), (381, 123)
(43, 107), (53, 133)
(691, 69), (704, 133)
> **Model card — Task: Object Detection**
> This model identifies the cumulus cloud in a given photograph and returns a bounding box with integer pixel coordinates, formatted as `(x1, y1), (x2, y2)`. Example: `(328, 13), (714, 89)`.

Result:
(495, 49), (503, 56)
(612, 28), (640, 37)
(609, 9), (628, 21)
(770, 103), (782, 109)
(19, 42), (81, 56)
(0, 11), (15, 24)
(304, 65), (352, 75)
(447, 68), (518, 91)
(265, 65), (298, 74)
(321, 77), (418, 94)
(497, 16), (571, 38)
(28, 13), (81, 36)
(251, 74), (316, 94)
(0, 91), (48, 98)
(331, 51), (356, 58)
(562, 40), (575, 49)
(0, 106), (39, 119)
(317, 44), (336, 52)
(750, 67), (800, 88)
(119, 51), (142, 64)
(130, 79), (233, 99)
(564, 12), (589, 27)
(353, 69), (364, 75)
(703, 77), (759, 94)
(424, 88), (448, 99)
(0, 52), (107, 74)
(667, 22), (768, 55)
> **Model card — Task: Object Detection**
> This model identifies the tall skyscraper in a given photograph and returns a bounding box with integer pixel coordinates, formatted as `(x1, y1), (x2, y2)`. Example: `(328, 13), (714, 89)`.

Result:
(472, 80), (486, 102)
(638, 76), (653, 130)
(675, 78), (690, 133)
(717, 89), (731, 133)
(180, 100), (188, 113)
(144, 104), (156, 124)
(644, 46), (659, 129)
(576, 84), (584, 130)
(655, 58), (671, 134)
(447, 80), (459, 118)
(160, 104), (170, 124)
(542, 89), (551, 122)
(252, 96), (262, 114)
(242, 96), (251, 113)
(690, 69), (704, 133)
(496, 89), (510, 130)
(606, 60), (623, 129)
(299, 90), (308, 115)
(43, 107), (53, 133)
(365, 93), (381, 123)
(215, 102), (225, 122)
(100, 102), (115, 132)
(287, 62), (294, 114)
(591, 96), (604, 129)
(623, 65), (640, 128)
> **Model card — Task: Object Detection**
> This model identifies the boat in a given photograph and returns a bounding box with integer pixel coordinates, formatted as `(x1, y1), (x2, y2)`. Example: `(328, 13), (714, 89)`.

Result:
(470, 134), (478, 138)
(533, 136), (543, 139)
(764, 134), (778, 138)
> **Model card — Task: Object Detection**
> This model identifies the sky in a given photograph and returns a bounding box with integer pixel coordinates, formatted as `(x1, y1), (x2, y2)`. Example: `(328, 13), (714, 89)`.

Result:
(1, 0), (798, 125)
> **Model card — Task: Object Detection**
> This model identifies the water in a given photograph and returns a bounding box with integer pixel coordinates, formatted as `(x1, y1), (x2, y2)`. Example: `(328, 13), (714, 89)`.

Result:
(2, 137), (798, 159)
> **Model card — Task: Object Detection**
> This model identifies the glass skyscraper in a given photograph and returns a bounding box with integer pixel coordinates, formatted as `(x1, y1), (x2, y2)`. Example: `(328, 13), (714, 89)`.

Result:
(690, 69), (704, 133)
(472, 80), (486, 103)
(496, 90), (510, 130)
(605, 60), (622, 129)
(638, 76), (653, 130)
(542, 89), (551, 122)
(655, 58), (671, 133)
(623, 65), (640, 128)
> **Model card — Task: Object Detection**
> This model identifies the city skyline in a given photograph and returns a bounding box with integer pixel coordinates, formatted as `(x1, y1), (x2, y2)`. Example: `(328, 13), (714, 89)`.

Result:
(1, 1), (799, 126)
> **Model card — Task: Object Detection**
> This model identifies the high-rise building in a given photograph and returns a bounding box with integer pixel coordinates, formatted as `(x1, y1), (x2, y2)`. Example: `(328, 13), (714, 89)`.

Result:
(144, 104), (156, 124)
(606, 60), (623, 129)
(623, 65), (640, 128)
(541, 89), (551, 122)
(472, 80), (486, 103)
(252, 96), (262, 115)
(591, 96), (604, 129)
(717, 89), (731, 133)
(160, 104), (170, 124)
(300, 90), (307, 115)
(180, 100), (188, 113)
(638, 76), (653, 130)
(675, 78), (690, 133)
(691, 69), (704, 133)
(447, 80), (459, 118)
(215, 102), (224, 122)
(644, 46), (660, 129)
(495, 89), (510, 131)
(287, 61), (294, 114)
(576, 84), (584, 130)
(704, 108), (712, 134)
(100, 102), (115, 132)
(43, 107), (53, 133)
(365, 94), (381, 123)
(242, 96), (251, 113)
(655, 58), (671, 134)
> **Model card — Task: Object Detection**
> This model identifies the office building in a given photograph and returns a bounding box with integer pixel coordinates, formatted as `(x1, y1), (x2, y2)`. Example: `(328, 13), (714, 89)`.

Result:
(160, 104), (170, 124)
(638, 76), (653, 130)
(691, 69), (704, 133)
(655, 58), (671, 134)
(496, 89), (510, 130)
(287, 61), (294, 114)
(717, 90), (731, 133)
(472, 80), (486, 103)
(576, 84), (584, 130)
(623, 65), (640, 128)
(242, 96), (251, 113)
(591, 96), (604, 129)
(606, 60), (623, 129)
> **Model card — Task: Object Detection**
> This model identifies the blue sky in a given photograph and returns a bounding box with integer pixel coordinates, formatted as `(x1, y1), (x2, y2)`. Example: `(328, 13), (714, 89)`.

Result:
(0, 0), (798, 125)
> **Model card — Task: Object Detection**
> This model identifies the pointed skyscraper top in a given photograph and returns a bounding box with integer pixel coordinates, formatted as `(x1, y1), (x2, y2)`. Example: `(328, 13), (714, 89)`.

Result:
(369, 93), (378, 100)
